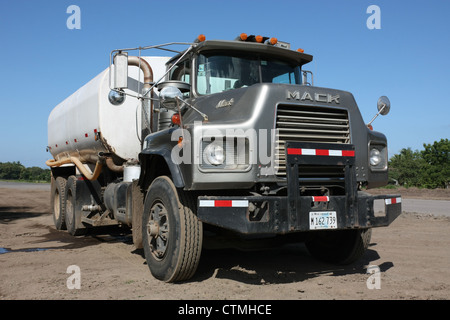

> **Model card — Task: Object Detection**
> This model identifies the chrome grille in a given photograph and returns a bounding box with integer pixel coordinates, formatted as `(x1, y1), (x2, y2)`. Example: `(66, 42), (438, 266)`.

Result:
(274, 105), (350, 178)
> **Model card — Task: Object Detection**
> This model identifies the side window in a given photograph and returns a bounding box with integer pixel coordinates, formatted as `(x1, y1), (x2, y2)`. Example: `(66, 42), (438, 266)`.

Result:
(169, 60), (191, 97)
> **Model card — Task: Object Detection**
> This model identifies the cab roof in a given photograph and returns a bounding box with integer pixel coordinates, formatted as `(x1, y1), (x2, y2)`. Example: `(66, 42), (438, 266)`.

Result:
(167, 39), (313, 67)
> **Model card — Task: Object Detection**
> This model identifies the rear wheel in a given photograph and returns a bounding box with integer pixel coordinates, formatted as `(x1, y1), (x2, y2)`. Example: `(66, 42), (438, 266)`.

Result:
(142, 176), (202, 282)
(305, 228), (372, 264)
(51, 176), (67, 230)
(65, 176), (87, 236)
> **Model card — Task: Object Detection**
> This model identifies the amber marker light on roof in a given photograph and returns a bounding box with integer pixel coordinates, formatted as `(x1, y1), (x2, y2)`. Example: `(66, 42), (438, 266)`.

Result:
(255, 35), (263, 43)
(197, 34), (206, 42)
(297, 48), (305, 53)
(269, 37), (278, 45)
(240, 33), (248, 41)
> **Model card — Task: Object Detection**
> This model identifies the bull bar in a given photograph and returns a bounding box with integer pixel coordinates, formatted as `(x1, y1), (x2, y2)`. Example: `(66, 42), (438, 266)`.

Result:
(197, 142), (402, 235)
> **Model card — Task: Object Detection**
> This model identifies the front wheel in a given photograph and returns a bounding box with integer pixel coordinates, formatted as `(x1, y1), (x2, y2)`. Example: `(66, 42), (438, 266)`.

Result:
(305, 228), (372, 265)
(142, 176), (202, 282)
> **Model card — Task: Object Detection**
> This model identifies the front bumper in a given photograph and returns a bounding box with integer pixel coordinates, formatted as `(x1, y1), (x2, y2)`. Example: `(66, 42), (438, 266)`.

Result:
(197, 192), (402, 235)
(197, 142), (402, 235)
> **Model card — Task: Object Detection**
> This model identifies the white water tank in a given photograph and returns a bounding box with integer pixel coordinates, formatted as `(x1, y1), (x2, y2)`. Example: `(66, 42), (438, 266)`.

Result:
(47, 56), (170, 163)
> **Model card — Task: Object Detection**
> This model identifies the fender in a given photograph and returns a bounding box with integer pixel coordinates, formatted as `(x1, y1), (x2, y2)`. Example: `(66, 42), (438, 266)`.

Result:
(139, 128), (185, 189)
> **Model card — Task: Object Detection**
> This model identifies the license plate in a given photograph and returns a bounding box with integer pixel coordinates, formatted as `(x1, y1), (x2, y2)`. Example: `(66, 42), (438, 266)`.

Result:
(309, 211), (337, 230)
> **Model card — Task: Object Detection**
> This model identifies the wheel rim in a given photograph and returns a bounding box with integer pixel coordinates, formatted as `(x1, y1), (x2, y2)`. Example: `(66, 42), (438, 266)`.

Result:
(146, 201), (169, 260)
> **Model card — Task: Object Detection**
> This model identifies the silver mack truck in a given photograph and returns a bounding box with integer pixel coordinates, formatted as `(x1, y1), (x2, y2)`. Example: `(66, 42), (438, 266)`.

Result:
(46, 34), (402, 282)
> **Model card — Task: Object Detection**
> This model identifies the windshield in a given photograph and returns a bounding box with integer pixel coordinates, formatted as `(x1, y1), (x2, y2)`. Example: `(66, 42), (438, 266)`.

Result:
(196, 53), (301, 95)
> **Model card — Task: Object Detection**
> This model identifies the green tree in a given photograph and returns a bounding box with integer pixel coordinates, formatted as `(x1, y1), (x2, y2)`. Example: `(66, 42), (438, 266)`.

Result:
(0, 162), (51, 182)
(389, 148), (425, 187)
(0, 161), (25, 180)
(420, 139), (450, 188)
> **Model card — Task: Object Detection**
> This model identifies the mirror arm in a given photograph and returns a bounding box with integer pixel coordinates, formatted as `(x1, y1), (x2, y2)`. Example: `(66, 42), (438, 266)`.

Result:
(367, 104), (386, 126)
(177, 97), (208, 121)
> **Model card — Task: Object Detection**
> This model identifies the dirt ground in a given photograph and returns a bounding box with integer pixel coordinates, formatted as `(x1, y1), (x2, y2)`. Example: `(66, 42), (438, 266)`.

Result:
(0, 185), (449, 301)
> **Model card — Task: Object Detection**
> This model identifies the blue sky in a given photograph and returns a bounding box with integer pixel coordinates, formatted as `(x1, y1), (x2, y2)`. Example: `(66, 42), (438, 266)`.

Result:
(0, 0), (449, 168)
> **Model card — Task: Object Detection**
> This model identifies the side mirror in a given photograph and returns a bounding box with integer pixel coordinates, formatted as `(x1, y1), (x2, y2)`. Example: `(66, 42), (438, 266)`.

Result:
(367, 96), (391, 128)
(113, 51), (128, 90)
(377, 96), (391, 116)
(108, 90), (125, 106)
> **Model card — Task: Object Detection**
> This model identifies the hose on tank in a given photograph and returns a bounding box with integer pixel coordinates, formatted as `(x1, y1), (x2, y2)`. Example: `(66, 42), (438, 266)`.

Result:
(105, 157), (124, 173)
(45, 157), (103, 181)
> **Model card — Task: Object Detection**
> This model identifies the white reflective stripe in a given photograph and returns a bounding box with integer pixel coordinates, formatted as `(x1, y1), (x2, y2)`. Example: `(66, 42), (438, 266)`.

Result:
(328, 150), (342, 156)
(385, 197), (402, 205)
(198, 200), (249, 207)
(232, 200), (249, 207)
(199, 200), (215, 207)
(302, 148), (316, 155)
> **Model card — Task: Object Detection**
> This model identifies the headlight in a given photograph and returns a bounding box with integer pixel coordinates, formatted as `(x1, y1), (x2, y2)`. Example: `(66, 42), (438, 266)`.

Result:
(203, 143), (225, 166)
(200, 137), (250, 171)
(369, 143), (387, 171)
(369, 148), (381, 166)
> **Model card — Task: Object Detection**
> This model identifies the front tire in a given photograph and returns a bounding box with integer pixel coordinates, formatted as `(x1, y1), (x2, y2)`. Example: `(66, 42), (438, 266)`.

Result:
(142, 176), (202, 282)
(305, 228), (372, 265)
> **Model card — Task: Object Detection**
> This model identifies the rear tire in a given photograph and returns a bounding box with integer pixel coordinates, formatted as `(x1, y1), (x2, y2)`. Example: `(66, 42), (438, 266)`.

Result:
(305, 228), (372, 265)
(65, 176), (87, 236)
(51, 176), (67, 230)
(142, 176), (202, 282)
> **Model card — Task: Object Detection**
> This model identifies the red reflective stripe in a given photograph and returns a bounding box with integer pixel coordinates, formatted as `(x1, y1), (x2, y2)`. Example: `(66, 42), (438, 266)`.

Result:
(342, 150), (355, 157)
(287, 148), (302, 155)
(313, 196), (329, 202)
(214, 200), (232, 207)
(391, 198), (397, 204)
(316, 149), (329, 156)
